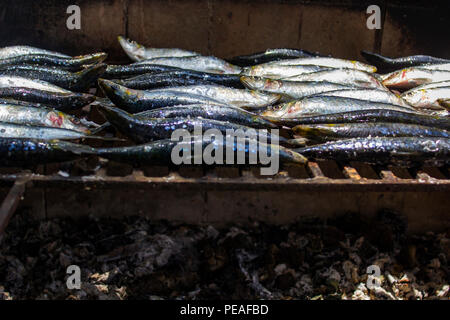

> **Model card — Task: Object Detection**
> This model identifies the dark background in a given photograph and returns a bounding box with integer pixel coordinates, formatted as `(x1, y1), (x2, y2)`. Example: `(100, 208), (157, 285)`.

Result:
(0, 0), (448, 63)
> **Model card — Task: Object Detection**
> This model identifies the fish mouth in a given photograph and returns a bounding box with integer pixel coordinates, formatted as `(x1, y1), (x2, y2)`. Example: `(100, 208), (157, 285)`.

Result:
(74, 52), (108, 65)
(98, 78), (134, 101)
(240, 76), (258, 89)
(98, 78), (137, 109)
(72, 63), (107, 92)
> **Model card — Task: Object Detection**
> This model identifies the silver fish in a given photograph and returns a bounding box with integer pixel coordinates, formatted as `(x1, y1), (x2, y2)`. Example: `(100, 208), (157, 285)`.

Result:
(0, 103), (91, 133)
(403, 80), (450, 91)
(264, 57), (377, 73)
(241, 77), (361, 99)
(0, 122), (93, 140)
(282, 69), (385, 89)
(401, 86), (450, 109)
(311, 88), (412, 108)
(136, 56), (242, 74)
(419, 63), (450, 71)
(382, 68), (450, 90)
(0, 75), (71, 93)
(261, 96), (419, 118)
(240, 64), (328, 79)
(118, 36), (199, 61)
(0, 45), (70, 59)
(149, 84), (280, 109)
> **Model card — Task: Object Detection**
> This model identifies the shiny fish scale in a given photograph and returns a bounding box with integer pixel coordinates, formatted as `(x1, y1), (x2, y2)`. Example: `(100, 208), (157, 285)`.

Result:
(149, 84), (280, 109)
(136, 56), (242, 75)
(0, 103), (89, 132)
(0, 75), (70, 93)
(262, 96), (418, 118)
(264, 57), (377, 73)
(283, 69), (384, 89)
(296, 137), (450, 166)
(0, 46), (70, 59)
(118, 36), (199, 61)
(264, 109), (450, 130)
(96, 136), (306, 166)
(0, 138), (94, 166)
(241, 77), (356, 99)
(293, 122), (450, 141)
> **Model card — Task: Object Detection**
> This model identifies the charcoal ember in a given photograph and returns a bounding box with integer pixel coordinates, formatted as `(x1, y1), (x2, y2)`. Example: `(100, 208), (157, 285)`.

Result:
(0, 211), (448, 300)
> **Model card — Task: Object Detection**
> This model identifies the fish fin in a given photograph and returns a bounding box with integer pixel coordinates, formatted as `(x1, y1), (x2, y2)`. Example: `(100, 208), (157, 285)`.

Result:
(83, 135), (126, 142)
(286, 137), (309, 147)
(90, 122), (111, 134)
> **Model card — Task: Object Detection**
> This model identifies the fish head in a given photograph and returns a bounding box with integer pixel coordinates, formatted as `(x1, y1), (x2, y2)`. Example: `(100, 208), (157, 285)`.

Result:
(241, 65), (260, 77)
(45, 111), (90, 134)
(240, 76), (262, 90)
(98, 78), (140, 105)
(381, 68), (424, 89)
(118, 36), (146, 61)
(282, 148), (308, 165)
(96, 103), (135, 130)
(260, 102), (291, 118)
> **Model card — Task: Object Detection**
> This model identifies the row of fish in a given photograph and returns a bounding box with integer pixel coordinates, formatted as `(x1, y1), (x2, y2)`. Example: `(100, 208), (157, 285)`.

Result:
(0, 37), (449, 168)
(0, 44), (112, 145)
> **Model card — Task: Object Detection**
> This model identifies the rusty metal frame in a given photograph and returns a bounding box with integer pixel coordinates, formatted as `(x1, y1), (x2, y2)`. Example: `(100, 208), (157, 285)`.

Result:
(0, 162), (448, 192)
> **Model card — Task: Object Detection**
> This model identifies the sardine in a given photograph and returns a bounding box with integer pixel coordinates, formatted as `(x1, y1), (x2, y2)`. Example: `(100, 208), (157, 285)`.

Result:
(227, 48), (320, 67)
(0, 103), (91, 133)
(0, 46), (70, 60)
(266, 57), (377, 73)
(382, 68), (450, 90)
(118, 36), (200, 61)
(146, 84), (280, 109)
(134, 104), (277, 129)
(0, 122), (95, 140)
(0, 75), (71, 94)
(310, 88), (412, 108)
(97, 104), (289, 145)
(419, 63), (450, 72)
(293, 122), (450, 142)
(0, 87), (94, 111)
(241, 77), (357, 99)
(401, 86), (450, 109)
(403, 80), (450, 91)
(0, 63), (106, 92)
(265, 109), (450, 130)
(261, 96), (418, 118)
(295, 137), (450, 166)
(112, 70), (243, 89)
(283, 69), (384, 89)
(361, 51), (450, 72)
(103, 63), (183, 79)
(97, 135), (306, 166)
(0, 53), (107, 71)
(241, 64), (328, 79)
(136, 56), (242, 74)
(0, 138), (95, 167)
(98, 79), (227, 113)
